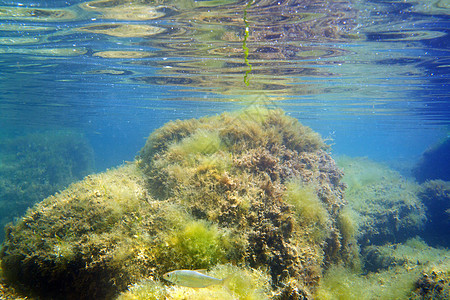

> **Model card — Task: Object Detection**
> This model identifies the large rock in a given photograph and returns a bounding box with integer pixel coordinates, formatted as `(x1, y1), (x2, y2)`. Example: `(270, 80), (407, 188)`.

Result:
(337, 157), (426, 247)
(0, 108), (350, 299)
(0, 131), (94, 241)
(418, 180), (450, 248)
(413, 138), (450, 183)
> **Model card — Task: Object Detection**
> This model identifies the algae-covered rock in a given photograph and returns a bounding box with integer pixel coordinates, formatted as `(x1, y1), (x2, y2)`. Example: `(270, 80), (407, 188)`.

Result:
(337, 156), (426, 246)
(138, 108), (348, 291)
(317, 237), (450, 300)
(0, 130), (94, 241)
(413, 137), (450, 183)
(412, 266), (450, 300)
(418, 180), (450, 248)
(1, 107), (349, 299)
(1, 163), (150, 299)
(315, 157), (448, 300)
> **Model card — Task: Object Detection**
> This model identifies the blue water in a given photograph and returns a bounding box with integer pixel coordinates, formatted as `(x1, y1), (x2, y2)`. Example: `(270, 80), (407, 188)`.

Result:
(0, 2), (449, 299)
(0, 0), (448, 221)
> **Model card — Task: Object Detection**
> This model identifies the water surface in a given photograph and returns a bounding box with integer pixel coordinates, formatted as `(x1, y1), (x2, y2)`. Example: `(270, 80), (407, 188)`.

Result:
(0, 0), (448, 171)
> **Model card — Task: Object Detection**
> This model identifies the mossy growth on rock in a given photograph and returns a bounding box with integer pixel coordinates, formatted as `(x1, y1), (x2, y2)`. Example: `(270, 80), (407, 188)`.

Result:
(1, 107), (350, 299)
(117, 264), (272, 300)
(1, 164), (150, 299)
(418, 180), (450, 248)
(336, 156), (426, 247)
(137, 107), (352, 296)
(316, 263), (421, 300)
(316, 238), (450, 300)
(0, 130), (94, 241)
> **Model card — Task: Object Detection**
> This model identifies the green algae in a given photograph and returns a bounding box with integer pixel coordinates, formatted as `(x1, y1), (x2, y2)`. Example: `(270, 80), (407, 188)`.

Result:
(337, 206), (360, 243)
(0, 130), (94, 241)
(158, 219), (231, 270)
(170, 129), (223, 156)
(336, 156), (426, 246)
(316, 264), (421, 300)
(117, 264), (272, 300)
(284, 179), (331, 243)
(316, 238), (450, 299)
(1, 107), (349, 299)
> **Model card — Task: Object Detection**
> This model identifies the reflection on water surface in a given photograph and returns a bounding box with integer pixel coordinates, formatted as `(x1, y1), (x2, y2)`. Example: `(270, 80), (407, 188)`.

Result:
(0, 4), (449, 297)
(0, 0), (448, 148)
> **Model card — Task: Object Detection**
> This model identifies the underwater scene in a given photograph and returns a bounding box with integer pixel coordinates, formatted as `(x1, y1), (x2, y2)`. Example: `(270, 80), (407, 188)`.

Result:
(0, 0), (449, 299)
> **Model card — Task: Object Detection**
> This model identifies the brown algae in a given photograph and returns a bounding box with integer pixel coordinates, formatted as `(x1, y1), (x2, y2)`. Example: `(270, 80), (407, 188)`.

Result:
(0, 108), (365, 298)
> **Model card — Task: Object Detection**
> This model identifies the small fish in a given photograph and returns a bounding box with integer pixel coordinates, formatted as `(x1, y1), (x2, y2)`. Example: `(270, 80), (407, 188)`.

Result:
(163, 269), (227, 288)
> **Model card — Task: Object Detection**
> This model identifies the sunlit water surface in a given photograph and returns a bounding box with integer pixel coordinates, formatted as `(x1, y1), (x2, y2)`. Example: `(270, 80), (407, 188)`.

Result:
(0, 0), (448, 170)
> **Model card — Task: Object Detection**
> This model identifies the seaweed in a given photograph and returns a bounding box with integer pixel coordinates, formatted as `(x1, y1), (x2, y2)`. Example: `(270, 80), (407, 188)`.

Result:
(1, 108), (349, 299)
(0, 130), (94, 241)
(418, 180), (450, 248)
(336, 156), (426, 246)
(117, 264), (272, 300)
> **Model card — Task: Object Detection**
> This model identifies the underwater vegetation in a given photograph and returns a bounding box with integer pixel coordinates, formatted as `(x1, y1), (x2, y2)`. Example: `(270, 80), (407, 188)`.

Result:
(1, 163), (155, 298)
(418, 180), (450, 248)
(316, 236), (450, 300)
(118, 264), (272, 300)
(138, 107), (351, 293)
(0, 107), (353, 299)
(360, 237), (449, 300)
(1, 109), (449, 299)
(323, 157), (450, 300)
(0, 130), (94, 241)
(337, 156), (426, 247)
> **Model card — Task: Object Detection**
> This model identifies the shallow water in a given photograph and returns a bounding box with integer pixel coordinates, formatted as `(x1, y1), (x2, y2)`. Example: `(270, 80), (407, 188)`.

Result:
(0, 1), (449, 298)
(0, 0), (448, 170)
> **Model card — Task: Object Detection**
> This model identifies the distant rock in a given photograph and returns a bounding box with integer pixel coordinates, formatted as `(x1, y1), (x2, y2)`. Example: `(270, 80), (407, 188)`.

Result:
(413, 138), (450, 183)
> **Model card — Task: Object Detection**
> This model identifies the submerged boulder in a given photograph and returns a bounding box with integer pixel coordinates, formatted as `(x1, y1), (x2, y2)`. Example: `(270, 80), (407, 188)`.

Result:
(0, 107), (351, 299)
(413, 138), (450, 183)
(418, 180), (450, 248)
(0, 130), (94, 241)
(337, 157), (426, 247)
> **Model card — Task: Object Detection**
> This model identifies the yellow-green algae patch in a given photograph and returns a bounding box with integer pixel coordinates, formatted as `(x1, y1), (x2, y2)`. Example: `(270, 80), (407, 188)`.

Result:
(336, 156), (426, 246)
(1, 108), (350, 299)
(316, 237), (450, 299)
(284, 180), (332, 243)
(117, 264), (272, 300)
(316, 264), (420, 300)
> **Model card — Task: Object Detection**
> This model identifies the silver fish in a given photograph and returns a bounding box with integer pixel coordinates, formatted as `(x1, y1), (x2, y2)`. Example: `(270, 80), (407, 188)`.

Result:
(163, 269), (226, 288)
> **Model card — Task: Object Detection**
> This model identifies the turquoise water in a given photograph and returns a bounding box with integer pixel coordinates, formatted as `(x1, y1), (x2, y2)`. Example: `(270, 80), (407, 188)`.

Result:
(1, 0), (449, 237)
(0, 0), (448, 168)
(0, 1), (449, 298)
